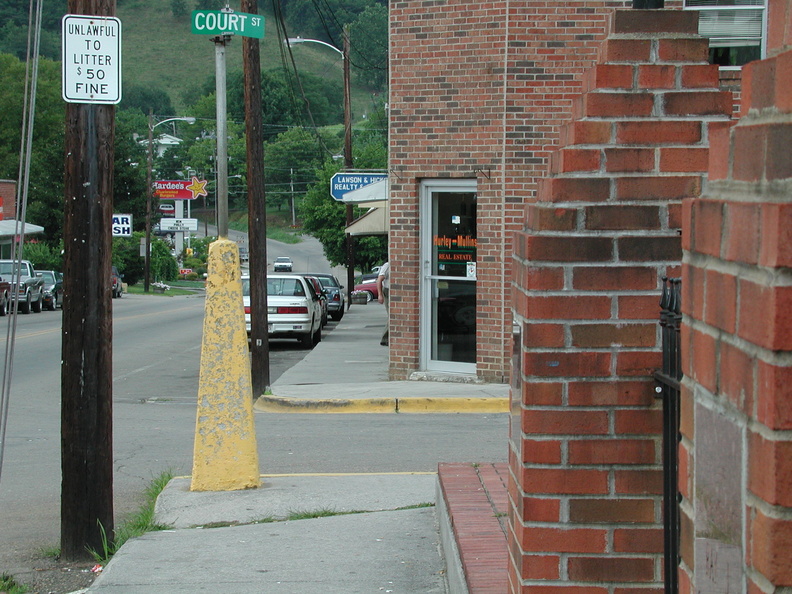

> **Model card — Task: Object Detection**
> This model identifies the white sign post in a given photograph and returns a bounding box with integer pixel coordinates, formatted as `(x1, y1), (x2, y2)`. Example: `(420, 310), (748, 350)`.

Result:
(62, 15), (122, 104)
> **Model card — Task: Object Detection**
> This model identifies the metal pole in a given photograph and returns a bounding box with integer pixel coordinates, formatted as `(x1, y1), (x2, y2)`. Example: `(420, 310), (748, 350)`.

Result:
(214, 34), (230, 237)
(144, 110), (153, 292)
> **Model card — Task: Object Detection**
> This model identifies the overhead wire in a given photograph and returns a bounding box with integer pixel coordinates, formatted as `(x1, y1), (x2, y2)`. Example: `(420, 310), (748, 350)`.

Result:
(0, 0), (43, 484)
(272, 0), (339, 161)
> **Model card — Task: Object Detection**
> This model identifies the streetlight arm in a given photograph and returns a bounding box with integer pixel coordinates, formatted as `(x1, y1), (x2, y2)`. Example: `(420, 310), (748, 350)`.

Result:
(285, 37), (343, 58)
(150, 116), (197, 131)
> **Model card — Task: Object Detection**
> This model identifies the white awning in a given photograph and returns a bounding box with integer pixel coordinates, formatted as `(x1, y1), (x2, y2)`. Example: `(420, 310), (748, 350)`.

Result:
(0, 219), (45, 238)
(341, 178), (388, 204)
(346, 207), (387, 236)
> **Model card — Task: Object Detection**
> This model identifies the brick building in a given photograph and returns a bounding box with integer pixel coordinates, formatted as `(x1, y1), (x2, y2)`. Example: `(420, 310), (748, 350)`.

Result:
(0, 179), (44, 257)
(389, 0), (678, 382)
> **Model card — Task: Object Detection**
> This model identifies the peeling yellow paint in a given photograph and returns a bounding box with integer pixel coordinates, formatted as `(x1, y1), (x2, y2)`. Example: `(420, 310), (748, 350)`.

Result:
(191, 239), (260, 491)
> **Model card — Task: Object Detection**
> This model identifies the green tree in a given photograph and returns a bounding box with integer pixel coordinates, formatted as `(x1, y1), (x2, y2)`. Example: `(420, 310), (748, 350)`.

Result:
(113, 111), (149, 232)
(171, 0), (188, 18)
(298, 160), (386, 271)
(112, 232), (145, 286)
(349, 3), (388, 89)
(23, 240), (62, 270)
(120, 84), (175, 117)
(264, 127), (339, 211)
(150, 238), (178, 282)
(0, 53), (66, 242)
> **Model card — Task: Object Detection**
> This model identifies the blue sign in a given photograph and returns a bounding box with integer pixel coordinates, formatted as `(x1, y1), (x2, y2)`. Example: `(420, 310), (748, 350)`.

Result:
(330, 173), (387, 202)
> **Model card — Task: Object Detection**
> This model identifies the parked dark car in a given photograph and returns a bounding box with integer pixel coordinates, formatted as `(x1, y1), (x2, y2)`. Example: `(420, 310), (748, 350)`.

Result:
(37, 270), (63, 310)
(305, 273), (345, 321)
(302, 275), (329, 327)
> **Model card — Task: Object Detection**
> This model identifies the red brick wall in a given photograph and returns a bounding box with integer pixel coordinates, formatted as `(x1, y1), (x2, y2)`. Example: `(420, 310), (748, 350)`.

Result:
(0, 180), (16, 220)
(680, 0), (792, 590)
(508, 9), (732, 591)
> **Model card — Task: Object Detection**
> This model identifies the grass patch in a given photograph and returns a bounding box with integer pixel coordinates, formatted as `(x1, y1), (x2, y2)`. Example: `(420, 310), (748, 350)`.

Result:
(228, 211), (303, 245)
(125, 284), (194, 297)
(0, 573), (28, 594)
(38, 545), (61, 559)
(88, 471), (174, 563)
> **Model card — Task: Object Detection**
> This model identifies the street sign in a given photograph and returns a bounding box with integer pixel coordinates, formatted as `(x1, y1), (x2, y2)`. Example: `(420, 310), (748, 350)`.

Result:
(154, 178), (208, 200)
(158, 218), (199, 232)
(191, 10), (265, 39)
(62, 15), (122, 104)
(330, 173), (388, 202)
(111, 213), (132, 237)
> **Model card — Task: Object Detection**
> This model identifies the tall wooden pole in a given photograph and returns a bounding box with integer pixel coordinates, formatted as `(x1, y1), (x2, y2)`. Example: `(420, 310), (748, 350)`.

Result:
(343, 26), (355, 306)
(242, 0), (270, 394)
(144, 110), (153, 292)
(61, 0), (116, 560)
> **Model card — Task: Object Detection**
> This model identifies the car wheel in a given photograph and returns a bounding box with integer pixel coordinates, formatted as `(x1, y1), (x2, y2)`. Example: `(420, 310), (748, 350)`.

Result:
(31, 292), (43, 313)
(0, 294), (7, 316)
(312, 322), (322, 346)
(48, 293), (58, 311)
(365, 291), (375, 303)
(330, 310), (344, 322)
(19, 292), (31, 314)
(298, 331), (313, 348)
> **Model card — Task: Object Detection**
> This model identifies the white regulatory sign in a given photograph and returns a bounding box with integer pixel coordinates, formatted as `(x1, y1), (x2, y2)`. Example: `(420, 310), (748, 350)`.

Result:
(62, 14), (122, 104)
(158, 218), (199, 232)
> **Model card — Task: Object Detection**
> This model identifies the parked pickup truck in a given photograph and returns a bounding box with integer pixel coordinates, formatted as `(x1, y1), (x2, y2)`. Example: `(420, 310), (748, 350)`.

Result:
(0, 259), (45, 313)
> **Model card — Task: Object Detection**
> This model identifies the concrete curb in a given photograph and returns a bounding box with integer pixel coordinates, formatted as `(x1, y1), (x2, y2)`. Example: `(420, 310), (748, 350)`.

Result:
(254, 395), (510, 414)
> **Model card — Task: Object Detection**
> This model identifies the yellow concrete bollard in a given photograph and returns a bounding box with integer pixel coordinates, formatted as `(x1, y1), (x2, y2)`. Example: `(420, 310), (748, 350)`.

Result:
(191, 238), (260, 491)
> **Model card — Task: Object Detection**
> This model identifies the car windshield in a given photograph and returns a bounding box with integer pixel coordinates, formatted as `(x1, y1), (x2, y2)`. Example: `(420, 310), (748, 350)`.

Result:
(0, 263), (18, 276)
(317, 277), (338, 288)
(39, 271), (56, 283)
(241, 277), (250, 296)
(275, 257), (291, 263)
(267, 278), (305, 297)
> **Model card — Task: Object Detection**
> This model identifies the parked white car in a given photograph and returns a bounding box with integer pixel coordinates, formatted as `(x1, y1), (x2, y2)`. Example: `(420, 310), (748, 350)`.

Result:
(242, 274), (323, 348)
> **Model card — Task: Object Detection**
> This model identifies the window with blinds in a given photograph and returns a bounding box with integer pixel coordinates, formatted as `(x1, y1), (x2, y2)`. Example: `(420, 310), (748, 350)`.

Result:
(685, 0), (766, 67)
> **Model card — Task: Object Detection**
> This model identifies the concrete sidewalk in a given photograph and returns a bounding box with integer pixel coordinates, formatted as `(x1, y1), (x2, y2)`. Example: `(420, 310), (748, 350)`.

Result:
(259, 302), (509, 413)
(87, 302), (511, 593)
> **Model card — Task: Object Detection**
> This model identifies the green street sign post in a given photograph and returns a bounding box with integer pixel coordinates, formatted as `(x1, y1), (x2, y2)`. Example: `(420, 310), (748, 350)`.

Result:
(191, 10), (264, 39)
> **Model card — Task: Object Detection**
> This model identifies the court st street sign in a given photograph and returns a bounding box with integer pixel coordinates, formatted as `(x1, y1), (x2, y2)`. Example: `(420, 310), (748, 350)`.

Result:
(330, 173), (388, 202)
(191, 10), (265, 39)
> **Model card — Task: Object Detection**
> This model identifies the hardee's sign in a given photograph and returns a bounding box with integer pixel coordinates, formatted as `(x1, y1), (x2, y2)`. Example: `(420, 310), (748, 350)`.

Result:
(155, 177), (209, 200)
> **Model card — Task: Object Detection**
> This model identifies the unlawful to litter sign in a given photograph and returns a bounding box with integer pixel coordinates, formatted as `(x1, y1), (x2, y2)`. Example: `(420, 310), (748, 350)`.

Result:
(62, 15), (122, 104)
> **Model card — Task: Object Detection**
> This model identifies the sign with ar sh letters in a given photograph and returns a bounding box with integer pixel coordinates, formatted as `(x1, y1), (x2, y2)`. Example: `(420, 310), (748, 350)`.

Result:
(62, 15), (122, 104)
(112, 214), (132, 237)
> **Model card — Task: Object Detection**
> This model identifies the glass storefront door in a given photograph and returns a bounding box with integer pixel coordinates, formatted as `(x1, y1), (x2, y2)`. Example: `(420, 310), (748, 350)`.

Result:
(420, 180), (477, 374)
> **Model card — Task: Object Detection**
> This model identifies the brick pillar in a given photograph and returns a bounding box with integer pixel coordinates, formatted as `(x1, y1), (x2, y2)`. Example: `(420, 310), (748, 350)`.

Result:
(508, 10), (732, 592)
(680, 0), (792, 591)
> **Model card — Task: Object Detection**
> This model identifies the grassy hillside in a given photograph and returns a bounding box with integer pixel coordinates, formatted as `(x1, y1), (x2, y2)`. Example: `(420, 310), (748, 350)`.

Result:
(117, 0), (376, 118)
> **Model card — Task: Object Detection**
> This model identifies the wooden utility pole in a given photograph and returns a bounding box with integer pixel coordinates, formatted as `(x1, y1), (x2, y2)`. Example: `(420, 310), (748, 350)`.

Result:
(61, 0), (116, 560)
(343, 26), (355, 306)
(241, 0), (270, 394)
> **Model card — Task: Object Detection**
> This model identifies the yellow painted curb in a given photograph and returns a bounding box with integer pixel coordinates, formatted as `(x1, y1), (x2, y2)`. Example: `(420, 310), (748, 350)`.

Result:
(255, 395), (397, 413)
(396, 397), (510, 414)
(253, 395), (509, 414)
